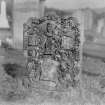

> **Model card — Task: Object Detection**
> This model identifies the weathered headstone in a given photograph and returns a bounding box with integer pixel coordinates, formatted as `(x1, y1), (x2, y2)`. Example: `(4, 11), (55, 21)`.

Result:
(23, 15), (81, 90)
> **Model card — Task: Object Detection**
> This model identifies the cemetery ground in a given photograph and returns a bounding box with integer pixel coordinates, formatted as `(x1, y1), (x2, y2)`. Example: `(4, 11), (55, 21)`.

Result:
(0, 46), (104, 105)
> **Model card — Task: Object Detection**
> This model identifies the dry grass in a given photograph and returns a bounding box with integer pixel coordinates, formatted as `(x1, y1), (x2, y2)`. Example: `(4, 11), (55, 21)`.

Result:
(0, 48), (105, 104)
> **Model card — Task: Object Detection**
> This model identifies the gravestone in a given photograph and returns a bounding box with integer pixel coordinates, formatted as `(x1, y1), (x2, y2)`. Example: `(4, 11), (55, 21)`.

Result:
(13, 0), (45, 49)
(23, 15), (81, 90)
(0, 0), (9, 28)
